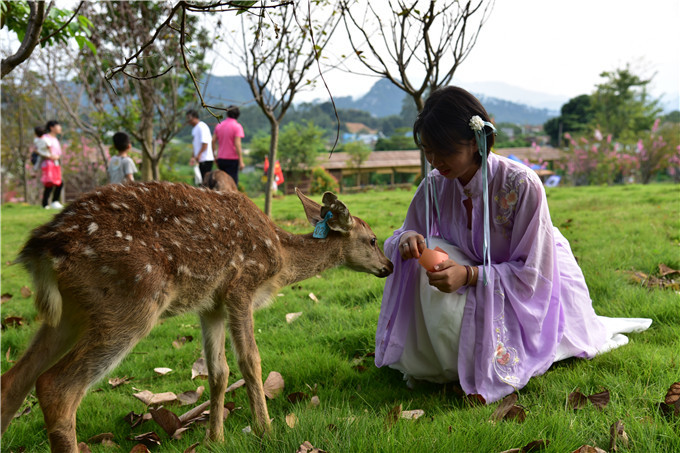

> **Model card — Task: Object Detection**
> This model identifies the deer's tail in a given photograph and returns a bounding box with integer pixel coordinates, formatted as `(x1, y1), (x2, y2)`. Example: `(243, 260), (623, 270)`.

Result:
(14, 249), (62, 327)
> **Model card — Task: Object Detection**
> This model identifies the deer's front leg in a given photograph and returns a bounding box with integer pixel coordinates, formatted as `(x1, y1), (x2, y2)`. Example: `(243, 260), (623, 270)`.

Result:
(227, 305), (270, 435)
(200, 306), (229, 442)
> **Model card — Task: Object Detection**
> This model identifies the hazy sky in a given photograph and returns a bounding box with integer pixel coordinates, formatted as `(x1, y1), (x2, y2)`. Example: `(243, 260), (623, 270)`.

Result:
(209, 0), (680, 106)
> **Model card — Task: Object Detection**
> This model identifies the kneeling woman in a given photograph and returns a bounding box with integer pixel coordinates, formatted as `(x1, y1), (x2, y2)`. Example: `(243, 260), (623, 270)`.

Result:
(374, 86), (651, 403)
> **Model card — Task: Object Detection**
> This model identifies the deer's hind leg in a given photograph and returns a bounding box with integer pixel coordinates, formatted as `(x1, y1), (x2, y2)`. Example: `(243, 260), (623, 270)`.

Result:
(1, 301), (85, 435)
(34, 298), (163, 453)
(200, 303), (229, 442)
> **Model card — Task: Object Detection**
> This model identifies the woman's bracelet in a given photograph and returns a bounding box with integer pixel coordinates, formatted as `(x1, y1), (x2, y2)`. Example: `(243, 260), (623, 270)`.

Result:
(464, 265), (473, 286)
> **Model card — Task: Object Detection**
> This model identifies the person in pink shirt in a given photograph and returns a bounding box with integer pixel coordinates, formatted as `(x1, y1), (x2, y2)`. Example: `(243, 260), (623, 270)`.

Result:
(212, 105), (245, 185)
(40, 120), (64, 209)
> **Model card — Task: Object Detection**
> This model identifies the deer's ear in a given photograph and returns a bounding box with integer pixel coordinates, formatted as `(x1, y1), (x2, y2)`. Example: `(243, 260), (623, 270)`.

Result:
(296, 187), (323, 226)
(322, 192), (354, 233)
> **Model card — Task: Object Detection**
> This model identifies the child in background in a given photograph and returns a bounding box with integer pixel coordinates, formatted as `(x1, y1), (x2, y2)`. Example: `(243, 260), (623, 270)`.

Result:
(107, 132), (138, 184)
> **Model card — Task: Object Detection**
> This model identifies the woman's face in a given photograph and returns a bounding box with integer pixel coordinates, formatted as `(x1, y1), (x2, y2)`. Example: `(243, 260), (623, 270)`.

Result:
(50, 124), (62, 135)
(421, 136), (479, 185)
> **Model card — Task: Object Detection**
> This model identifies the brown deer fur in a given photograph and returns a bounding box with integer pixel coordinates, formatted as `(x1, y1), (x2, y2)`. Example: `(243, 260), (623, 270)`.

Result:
(0, 181), (392, 452)
(202, 170), (238, 192)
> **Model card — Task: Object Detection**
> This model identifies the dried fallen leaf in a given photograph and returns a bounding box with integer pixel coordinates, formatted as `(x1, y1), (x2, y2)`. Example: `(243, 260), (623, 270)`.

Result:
(133, 390), (177, 406)
(154, 367), (173, 375)
(183, 442), (200, 453)
(172, 335), (194, 349)
(171, 427), (190, 440)
(242, 425), (252, 434)
(2, 316), (24, 329)
(571, 446), (606, 453)
(659, 263), (679, 276)
(129, 444), (151, 453)
(87, 433), (115, 444)
(286, 312), (303, 323)
(385, 403), (402, 429)
(177, 386), (204, 406)
(123, 411), (151, 428)
(1, 293), (12, 303)
(465, 393), (486, 406)
(568, 391), (589, 410)
(191, 358), (208, 380)
(587, 390), (610, 410)
(521, 439), (549, 452)
(491, 393), (518, 421)
(20, 286), (32, 298)
(308, 292), (318, 303)
(609, 419), (629, 452)
(108, 376), (133, 388)
(13, 405), (31, 419)
(128, 432), (161, 448)
(178, 400), (211, 425)
(5, 347), (14, 363)
(150, 407), (182, 436)
(285, 413), (298, 428)
(504, 404), (526, 423)
(664, 382), (680, 405)
(296, 440), (327, 453)
(309, 395), (320, 408)
(226, 378), (245, 393)
(78, 442), (92, 453)
(263, 371), (284, 399)
(287, 391), (308, 404)
(400, 409), (425, 420)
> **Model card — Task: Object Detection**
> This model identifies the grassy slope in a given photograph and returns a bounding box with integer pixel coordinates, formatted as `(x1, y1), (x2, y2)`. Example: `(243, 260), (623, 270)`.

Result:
(1, 184), (678, 452)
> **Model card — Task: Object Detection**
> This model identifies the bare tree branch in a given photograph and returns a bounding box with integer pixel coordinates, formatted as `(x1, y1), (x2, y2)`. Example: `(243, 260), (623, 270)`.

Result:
(1, 1), (48, 78)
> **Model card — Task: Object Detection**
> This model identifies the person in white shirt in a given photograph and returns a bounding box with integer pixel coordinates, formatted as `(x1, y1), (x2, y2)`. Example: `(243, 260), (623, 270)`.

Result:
(107, 132), (138, 184)
(186, 109), (214, 182)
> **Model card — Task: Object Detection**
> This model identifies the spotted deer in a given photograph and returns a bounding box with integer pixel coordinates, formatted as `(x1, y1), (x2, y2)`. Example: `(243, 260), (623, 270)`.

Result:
(1, 182), (392, 452)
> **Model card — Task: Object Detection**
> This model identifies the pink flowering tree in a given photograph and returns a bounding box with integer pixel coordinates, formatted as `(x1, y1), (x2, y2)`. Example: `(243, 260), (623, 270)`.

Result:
(558, 129), (624, 185)
(636, 119), (680, 184)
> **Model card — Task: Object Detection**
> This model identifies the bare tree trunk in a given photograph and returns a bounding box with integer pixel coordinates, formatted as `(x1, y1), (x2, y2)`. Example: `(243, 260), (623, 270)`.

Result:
(264, 118), (280, 217)
(139, 83), (156, 181)
(18, 100), (28, 203)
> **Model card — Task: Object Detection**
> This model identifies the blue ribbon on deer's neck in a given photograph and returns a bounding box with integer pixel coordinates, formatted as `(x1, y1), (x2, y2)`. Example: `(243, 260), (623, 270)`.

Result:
(313, 211), (333, 238)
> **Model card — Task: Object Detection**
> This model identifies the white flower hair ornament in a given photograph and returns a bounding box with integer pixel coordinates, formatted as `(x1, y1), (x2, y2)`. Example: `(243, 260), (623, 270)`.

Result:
(469, 115), (497, 286)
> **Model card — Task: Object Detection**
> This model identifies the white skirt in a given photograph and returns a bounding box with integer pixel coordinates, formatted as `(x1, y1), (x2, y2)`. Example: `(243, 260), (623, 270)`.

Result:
(389, 238), (652, 385)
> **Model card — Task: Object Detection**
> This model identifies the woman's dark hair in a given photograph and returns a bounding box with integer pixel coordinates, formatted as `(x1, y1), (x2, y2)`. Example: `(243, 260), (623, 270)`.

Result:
(226, 105), (240, 119)
(413, 86), (495, 165)
(45, 120), (60, 132)
(34, 125), (46, 137)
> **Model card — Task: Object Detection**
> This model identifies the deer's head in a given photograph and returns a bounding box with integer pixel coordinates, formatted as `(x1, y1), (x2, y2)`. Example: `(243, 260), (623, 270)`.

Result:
(296, 188), (393, 278)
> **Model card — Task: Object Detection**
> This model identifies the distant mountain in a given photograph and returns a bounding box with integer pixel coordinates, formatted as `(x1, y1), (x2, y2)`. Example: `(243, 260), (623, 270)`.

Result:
(203, 75), (559, 125)
(457, 80), (570, 111)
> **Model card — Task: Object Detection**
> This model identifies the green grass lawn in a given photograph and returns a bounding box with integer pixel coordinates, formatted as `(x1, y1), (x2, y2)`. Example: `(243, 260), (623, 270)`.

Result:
(1, 184), (679, 452)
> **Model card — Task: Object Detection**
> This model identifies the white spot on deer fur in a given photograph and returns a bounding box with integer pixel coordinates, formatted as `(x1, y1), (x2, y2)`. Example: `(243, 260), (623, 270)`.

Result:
(101, 266), (116, 275)
(135, 274), (142, 282)
(237, 231), (243, 238)
(212, 222), (218, 229)
(96, 191), (102, 196)
(115, 231), (122, 238)
(238, 253), (244, 262)
(52, 256), (65, 267)
(124, 246), (130, 252)
(264, 238), (273, 249)
(120, 202), (130, 210)
(82, 246), (96, 258)
(145, 264), (152, 273)
(275, 234), (280, 242)
(252, 244), (257, 251)
(167, 254), (173, 261)
(140, 214), (147, 222)
(173, 217), (181, 225)
(258, 263), (265, 271)
(88, 223), (99, 235)
(124, 235), (132, 241)
(64, 224), (79, 232)
(183, 217), (195, 224)
(229, 219), (236, 227)
(110, 203), (120, 210)
(92, 204), (100, 211)
(155, 231), (160, 238)
(156, 207), (162, 214)
(171, 240), (181, 248)
(65, 211), (76, 216)
(178, 265), (191, 275)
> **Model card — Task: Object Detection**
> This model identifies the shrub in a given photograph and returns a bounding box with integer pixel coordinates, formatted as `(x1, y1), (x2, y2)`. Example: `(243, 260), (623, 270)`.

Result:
(309, 166), (339, 194)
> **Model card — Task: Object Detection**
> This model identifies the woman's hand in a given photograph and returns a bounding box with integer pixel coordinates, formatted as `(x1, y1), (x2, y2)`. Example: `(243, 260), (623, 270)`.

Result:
(398, 232), (427, 260)
(426, 260), (469, 293)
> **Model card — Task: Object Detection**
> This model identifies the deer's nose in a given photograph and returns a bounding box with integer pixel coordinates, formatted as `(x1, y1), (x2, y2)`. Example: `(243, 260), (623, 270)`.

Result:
(378, 261), (393, 278)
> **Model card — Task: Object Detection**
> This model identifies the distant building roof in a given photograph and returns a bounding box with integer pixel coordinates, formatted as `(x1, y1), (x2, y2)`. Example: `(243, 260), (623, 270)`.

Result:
(494, 146), (562, 161)
(345, 122), (378, 135)
(319, 150), (421, 171)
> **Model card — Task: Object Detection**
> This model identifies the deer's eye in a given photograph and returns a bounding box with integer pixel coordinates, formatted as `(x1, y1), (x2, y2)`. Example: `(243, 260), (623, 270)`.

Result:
(370, 237), (377, 247)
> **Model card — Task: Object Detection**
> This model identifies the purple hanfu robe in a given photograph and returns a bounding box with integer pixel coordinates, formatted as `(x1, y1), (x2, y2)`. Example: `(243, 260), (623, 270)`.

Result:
(375, 153), (614, 403)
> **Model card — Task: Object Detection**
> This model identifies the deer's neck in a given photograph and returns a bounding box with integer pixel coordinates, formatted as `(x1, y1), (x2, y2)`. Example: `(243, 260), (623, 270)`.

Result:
(277, 229), (344, 286)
